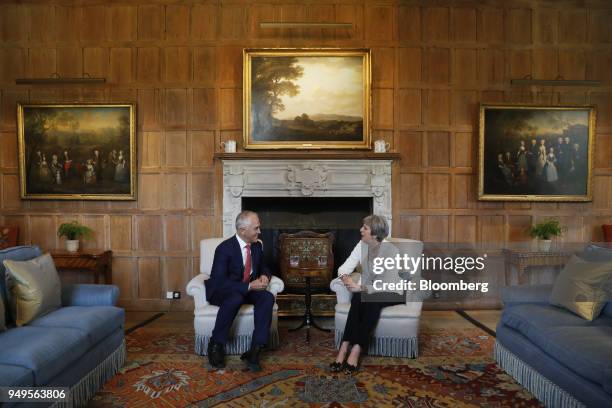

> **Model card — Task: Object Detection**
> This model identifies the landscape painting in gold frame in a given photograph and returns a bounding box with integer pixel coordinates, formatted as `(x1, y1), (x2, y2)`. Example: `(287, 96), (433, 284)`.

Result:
(17, 103), (136, 200)
(478, 104), (595, 202)
(243, 48), (371, 149)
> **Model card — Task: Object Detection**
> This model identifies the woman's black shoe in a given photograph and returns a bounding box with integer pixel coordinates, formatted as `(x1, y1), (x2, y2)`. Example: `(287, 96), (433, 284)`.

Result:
(329, 361), (343, 372)
(343, 363), (358, 375)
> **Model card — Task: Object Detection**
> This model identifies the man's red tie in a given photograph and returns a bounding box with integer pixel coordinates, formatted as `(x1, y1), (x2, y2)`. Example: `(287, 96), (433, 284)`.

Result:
(243, 243), (252, 283)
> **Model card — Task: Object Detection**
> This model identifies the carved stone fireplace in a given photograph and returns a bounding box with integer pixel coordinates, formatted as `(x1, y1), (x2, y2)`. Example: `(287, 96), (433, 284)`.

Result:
(222, 159), (393, 236)
(221, 158), (393, 316)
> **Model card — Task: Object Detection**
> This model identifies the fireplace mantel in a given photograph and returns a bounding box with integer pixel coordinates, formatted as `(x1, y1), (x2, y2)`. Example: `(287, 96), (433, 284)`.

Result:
(221, 157), (393, 237)
(215, 152), (400, 160)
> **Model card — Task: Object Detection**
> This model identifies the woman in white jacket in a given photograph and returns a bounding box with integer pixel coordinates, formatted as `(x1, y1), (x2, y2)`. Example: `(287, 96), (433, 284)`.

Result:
(330, 214), (404, 375)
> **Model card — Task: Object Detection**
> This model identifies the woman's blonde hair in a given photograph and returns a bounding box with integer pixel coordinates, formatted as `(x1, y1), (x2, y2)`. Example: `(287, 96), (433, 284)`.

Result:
(363, 214), (389, 242)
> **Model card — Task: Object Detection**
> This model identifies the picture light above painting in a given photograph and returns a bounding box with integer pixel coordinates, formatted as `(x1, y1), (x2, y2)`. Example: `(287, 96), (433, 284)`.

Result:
(17, 103), (137, 200)
(478, 104), (595, 202)
(243, 48), (371, 149)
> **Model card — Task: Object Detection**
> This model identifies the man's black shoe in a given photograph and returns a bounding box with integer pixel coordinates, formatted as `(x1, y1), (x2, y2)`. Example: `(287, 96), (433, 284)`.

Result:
(240, 344), (264, 372)
(207, 341), (225, 368)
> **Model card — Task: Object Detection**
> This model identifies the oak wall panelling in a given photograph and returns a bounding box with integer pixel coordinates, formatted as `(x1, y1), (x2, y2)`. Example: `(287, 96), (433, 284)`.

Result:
(1, 0), (611, 311)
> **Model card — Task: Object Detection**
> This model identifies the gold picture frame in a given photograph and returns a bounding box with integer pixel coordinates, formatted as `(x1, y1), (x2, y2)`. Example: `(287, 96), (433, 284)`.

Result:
(17, 103), (137, 200)
(478, 104), (595, 202)
(243, 48), (371, 149)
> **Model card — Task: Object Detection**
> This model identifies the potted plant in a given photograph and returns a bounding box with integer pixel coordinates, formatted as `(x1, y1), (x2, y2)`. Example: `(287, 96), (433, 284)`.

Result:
(528, 219), (564, 251)
(57, 221), (93, 252)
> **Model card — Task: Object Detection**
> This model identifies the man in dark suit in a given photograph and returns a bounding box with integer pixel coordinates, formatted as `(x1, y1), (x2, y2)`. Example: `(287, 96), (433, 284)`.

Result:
(206, 210), (274, 371)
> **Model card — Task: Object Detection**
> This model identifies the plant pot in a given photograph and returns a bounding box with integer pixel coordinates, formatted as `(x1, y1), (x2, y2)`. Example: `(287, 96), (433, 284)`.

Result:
(66, 239), (79, 252)
(538, 239), (552, 252)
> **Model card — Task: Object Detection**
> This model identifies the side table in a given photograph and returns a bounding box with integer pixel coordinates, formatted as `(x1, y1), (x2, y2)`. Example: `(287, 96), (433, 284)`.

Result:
(288, 265), (331, 341)
(50, 249), (113, 284)
(503, 249), (570, 285)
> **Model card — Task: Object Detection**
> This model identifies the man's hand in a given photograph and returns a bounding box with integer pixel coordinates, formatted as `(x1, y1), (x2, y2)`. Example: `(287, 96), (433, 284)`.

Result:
(248, 277), (268, 291)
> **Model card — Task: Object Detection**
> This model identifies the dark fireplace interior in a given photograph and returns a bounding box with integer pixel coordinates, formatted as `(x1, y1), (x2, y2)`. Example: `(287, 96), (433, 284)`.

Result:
(242, 197), (372, 293)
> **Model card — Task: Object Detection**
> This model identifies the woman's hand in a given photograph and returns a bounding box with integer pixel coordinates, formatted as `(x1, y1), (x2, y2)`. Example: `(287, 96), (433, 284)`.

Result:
(347, 282), (362, 292)
(341, 275), (361, 292)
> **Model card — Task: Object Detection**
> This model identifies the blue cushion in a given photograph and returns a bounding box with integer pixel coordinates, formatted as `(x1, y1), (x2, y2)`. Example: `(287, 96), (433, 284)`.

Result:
(604, 302), (612, 318)
(501, 304), (612, 351)
(0, 326), (90, 385)
(579, 244), (612, 262)
(0, 246), (41, 325)
(48, 329), (124, 389)
(62, 284), (120, 306)
(536, 326), (612, 389)
(0, 363), (34, 386)
(29, 306), (124, 345)
(502, 304), (598, 333)
(497, 326), (612, 406)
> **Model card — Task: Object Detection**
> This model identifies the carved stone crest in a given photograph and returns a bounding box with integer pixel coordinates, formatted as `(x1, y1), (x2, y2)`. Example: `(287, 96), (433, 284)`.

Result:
(287, 164), (328, 196)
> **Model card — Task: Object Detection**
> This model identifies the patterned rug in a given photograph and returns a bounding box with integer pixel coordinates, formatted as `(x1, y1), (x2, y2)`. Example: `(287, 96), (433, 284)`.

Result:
(89, 325), (543, 407)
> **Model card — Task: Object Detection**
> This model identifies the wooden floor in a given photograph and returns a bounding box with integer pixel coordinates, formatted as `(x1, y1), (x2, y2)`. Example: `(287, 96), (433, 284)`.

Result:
(125, 310), (502, 333)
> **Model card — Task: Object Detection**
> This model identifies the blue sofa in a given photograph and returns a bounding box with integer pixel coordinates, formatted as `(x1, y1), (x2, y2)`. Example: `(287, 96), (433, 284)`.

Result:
(495, 245), (612, 408)
(0, 246), (125, 407)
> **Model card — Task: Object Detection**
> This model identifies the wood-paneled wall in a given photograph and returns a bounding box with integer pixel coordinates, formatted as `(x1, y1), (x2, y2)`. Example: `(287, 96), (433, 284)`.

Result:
(0, 0), (611, 311)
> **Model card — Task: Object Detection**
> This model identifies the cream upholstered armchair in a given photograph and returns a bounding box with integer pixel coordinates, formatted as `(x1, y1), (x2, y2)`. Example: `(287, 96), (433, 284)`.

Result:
(186, 238), (285, 355)
(330, 238), (425, 358)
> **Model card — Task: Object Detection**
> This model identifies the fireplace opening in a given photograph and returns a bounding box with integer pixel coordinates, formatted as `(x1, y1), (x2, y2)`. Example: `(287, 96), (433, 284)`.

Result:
(242, 196), (372, 293)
